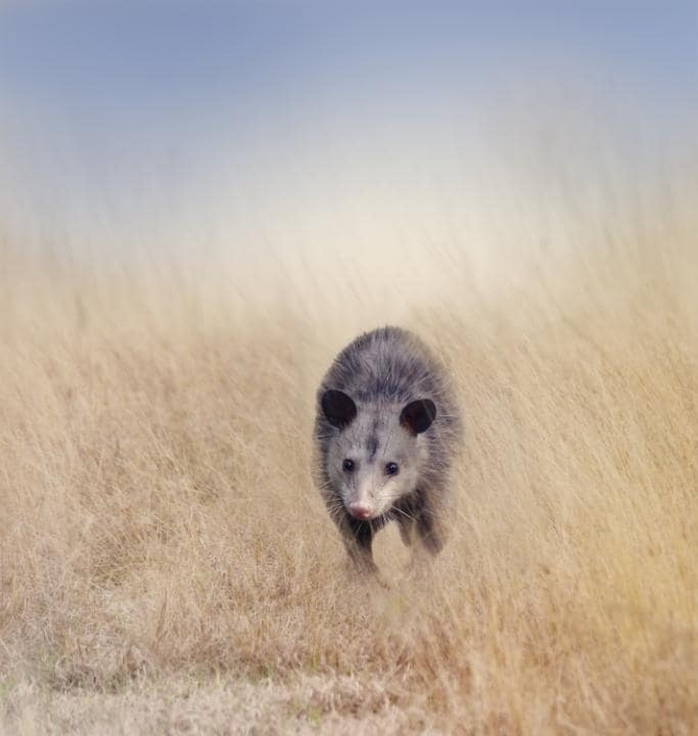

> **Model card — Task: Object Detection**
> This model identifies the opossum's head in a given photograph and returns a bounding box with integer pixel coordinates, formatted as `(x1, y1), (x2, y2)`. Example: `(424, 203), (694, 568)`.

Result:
(321, 389), (436, 521)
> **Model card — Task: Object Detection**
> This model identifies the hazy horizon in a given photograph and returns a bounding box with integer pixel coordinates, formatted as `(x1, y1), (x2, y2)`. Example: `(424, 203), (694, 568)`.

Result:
(2, 1), (696, 256)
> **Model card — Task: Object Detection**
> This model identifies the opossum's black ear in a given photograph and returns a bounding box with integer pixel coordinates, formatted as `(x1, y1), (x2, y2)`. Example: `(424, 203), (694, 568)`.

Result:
(322, 390), (357, 429)
(400, 399), (436, 435)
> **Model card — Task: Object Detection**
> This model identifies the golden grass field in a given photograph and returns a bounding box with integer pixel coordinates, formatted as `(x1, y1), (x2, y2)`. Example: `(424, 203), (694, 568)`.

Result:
(1, 153), (697, 733)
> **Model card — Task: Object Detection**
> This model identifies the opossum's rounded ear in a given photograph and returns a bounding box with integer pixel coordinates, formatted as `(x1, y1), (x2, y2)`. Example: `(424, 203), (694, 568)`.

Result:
(400, 399), (436, 435)
(321, 390), (357, 429)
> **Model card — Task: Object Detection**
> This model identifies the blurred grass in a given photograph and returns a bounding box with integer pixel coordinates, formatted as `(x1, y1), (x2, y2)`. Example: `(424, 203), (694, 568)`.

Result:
(1, 146), (697, 733)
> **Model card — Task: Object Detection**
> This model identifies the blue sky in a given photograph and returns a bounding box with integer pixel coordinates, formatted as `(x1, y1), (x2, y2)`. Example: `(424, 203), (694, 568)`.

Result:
(1, 1), (696, 247)
(3, 2), (695, 114)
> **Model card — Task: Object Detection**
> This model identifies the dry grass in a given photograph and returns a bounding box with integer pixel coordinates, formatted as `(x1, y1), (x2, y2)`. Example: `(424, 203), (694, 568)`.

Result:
(1, 162), (697, 734)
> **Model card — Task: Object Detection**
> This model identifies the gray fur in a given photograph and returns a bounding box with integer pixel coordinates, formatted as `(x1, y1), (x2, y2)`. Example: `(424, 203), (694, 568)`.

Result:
(313, 326), (463, 574)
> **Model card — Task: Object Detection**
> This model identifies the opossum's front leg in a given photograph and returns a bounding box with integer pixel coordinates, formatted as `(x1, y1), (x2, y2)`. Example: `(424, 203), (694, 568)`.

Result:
(415, 505), (446, 556)
(409, 488), (449, 576)
(395, 489), (446, 558)
(397, 516), (414, 547)
(341, 516), (378, 574)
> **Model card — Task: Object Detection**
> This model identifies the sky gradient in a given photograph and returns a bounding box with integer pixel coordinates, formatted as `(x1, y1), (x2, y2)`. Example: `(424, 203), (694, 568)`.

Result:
(1, 1), (696, 251)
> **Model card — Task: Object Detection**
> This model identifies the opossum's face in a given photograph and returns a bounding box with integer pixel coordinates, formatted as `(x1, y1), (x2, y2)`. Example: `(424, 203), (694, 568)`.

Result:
(321, 390), (435, 521)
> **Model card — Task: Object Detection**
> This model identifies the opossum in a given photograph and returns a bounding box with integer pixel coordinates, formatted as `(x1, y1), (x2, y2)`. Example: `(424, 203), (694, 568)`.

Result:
(314, 326), (462, 574)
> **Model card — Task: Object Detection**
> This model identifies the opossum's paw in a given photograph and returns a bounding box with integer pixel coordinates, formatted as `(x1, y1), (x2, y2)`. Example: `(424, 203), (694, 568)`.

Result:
(406, 550), (435, 582)
(345, 556), (377, 575)
(371, 572), (390, 591)
(344, 559), (389, 589)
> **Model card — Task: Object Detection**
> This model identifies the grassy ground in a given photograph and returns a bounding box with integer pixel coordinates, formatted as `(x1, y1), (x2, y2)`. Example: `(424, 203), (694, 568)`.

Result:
(1, 168), (697, 734)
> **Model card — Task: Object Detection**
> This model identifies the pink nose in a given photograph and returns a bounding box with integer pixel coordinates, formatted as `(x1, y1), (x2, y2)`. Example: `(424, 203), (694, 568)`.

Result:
(348, 503), (372, 520)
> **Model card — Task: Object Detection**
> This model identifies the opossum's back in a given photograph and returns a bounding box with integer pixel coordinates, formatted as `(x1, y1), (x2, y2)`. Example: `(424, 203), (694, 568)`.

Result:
(321, 326), (456, 412)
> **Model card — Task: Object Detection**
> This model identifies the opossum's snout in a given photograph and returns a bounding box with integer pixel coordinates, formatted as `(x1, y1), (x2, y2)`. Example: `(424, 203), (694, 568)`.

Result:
(339, 458), (411, 521)
(346, 501), (373, 520)
(342, 465), (383, 520)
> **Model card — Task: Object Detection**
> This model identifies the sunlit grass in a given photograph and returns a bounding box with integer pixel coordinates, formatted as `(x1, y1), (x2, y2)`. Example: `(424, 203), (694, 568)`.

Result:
(1, 158), (696, 733)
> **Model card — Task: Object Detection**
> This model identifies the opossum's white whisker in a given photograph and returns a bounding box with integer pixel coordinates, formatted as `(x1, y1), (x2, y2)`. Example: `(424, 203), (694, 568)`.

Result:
(391, 505), (417, 524)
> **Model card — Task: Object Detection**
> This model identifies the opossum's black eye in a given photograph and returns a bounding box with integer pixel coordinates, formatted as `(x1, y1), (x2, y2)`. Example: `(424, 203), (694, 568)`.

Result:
(342, 458), (355, 472)
(385, 462), (399, 476)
